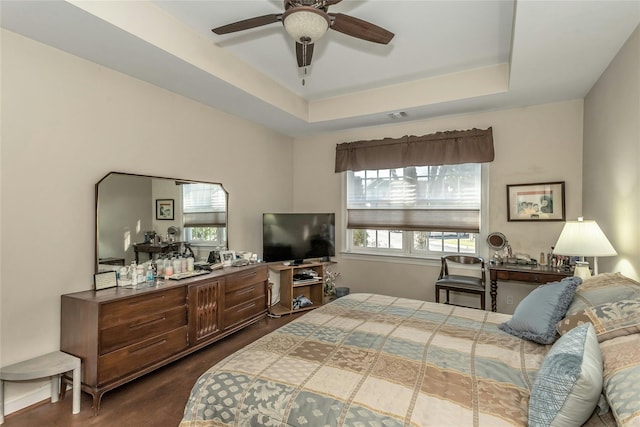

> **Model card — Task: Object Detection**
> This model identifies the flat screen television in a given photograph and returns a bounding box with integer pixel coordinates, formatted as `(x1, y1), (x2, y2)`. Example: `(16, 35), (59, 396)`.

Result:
(262, 213), (335, 264)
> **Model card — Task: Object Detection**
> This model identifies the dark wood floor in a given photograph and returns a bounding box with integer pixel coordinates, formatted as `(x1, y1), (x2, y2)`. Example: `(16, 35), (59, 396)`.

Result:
(3, 313), (300, 427)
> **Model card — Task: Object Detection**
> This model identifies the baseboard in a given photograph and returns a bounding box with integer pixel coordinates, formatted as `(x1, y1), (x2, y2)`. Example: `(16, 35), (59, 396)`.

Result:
(3, 382), (55, 416)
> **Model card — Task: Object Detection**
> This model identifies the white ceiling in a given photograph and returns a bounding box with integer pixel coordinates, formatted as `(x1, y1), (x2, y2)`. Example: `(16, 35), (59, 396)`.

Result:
(2, 1), (639, 137)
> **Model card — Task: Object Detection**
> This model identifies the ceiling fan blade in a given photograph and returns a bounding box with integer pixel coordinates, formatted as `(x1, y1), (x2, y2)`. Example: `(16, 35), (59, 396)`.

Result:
(324, 0), (343, 5)
(296, 42), (314, 67)
(329, 13), (394, 44)
(212, 14), (282, 35)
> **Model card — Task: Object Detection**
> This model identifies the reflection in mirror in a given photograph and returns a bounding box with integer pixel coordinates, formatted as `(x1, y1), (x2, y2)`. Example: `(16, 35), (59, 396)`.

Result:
(96, 172), (227, 272)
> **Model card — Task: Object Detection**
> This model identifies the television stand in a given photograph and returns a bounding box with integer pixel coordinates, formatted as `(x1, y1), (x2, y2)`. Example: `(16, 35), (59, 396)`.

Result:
(269, 262), (325, 316)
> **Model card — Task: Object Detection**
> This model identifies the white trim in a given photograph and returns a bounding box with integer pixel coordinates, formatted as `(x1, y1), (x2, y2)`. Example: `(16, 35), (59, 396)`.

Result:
(339, 251), (483, 273)
(340, 249), (443, 266)
(3, 381), (56, 416)
(340, 163), (491, 261)
(340, 171), (348, 254)
(479, 162), (490, 259)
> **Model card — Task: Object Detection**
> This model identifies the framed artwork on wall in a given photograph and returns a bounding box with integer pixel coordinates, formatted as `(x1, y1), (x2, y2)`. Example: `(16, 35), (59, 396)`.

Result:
(156, 199), (174, 220)
(507, 181), (565, 221)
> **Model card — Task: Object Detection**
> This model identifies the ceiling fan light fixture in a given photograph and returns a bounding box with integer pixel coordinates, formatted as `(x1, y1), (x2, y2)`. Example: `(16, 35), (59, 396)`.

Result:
(283, 6), (330, 44)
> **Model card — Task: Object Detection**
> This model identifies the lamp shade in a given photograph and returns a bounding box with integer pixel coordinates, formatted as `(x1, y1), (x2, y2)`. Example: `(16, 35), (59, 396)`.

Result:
(283, 7), (330, 44)
(553, 218), (617, 257)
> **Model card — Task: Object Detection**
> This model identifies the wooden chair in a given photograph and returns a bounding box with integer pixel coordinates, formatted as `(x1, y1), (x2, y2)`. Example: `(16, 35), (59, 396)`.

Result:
(435, 255), (486, 310)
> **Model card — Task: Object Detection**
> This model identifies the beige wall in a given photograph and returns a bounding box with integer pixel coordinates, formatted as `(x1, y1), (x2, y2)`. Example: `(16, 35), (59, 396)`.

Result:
(0, 29), (293, 410)
(583, 25), (640, 280)
(293, 101), (584, 310)
(2, 22), (614, 414)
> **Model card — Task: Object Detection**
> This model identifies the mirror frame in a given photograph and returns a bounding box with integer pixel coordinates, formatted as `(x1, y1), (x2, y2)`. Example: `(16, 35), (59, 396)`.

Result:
(95, 171), (228, 272)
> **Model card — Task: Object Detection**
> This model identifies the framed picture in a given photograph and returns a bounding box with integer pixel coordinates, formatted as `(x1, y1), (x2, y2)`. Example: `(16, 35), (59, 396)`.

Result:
(219, 250), (236, 266)
(507, 181), (565, 221)
(94, 271), (118, 291)
(207, 250), (222, 264)
(156, 199), (174, 220)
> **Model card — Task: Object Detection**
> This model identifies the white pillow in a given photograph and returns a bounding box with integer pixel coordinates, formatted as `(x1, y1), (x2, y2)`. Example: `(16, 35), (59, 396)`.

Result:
(528, 323), (603, 427)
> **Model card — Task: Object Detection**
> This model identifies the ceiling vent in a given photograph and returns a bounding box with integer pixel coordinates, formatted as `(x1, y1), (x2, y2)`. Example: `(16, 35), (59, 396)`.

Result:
(388, 111), (408, 119)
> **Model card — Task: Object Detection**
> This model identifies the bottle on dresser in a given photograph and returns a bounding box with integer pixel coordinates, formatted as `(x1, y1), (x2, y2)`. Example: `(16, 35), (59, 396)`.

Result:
(136, 263), (145, 284)
(131, 261), (138, 285)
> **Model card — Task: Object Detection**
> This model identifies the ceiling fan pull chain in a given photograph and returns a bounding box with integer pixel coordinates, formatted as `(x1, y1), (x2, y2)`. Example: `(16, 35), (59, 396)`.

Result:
(299, 43), (310, 85)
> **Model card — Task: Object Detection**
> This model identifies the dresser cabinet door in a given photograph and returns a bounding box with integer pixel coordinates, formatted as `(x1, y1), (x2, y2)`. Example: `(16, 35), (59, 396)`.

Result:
(188, 278), (222, 345)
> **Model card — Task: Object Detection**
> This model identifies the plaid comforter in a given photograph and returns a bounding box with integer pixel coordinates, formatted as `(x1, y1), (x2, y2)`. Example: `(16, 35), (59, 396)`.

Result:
(180, 293), (608, 426)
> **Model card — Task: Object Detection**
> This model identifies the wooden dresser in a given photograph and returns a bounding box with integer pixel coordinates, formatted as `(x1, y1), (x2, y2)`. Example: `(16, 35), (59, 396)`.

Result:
(60, 264), (268, 414)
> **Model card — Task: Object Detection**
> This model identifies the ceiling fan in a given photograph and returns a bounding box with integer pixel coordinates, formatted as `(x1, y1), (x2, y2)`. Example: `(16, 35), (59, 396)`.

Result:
(211, 0), (394, 69)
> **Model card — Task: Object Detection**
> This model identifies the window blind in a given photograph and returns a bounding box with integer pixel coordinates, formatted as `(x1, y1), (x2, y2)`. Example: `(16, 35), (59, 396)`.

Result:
(346, 164), (481, 233)
(182, 183), (227, 227)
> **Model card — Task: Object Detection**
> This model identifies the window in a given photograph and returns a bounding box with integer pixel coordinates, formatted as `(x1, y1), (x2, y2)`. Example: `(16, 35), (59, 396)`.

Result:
(182, 183), (226, 245)
(346, 164), (482, 257)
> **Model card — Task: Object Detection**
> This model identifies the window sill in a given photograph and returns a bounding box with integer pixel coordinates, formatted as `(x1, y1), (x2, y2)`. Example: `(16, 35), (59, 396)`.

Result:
(185, 242), (225, 249)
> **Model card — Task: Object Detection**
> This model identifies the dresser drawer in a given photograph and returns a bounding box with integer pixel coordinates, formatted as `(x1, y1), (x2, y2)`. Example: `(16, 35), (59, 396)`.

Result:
(224, 296), (266, 330)
(225, 281), (265, 308)
(98, 326), (187, 385)
(100, 288), (186, 328)
(498, 270), (568, 284)
(100, 306), (187, 355)
(225, 266), (267, 293)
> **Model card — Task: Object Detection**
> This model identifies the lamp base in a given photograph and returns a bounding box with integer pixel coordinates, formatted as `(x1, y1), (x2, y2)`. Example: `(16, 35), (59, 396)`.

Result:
(573, 261), (591, 281)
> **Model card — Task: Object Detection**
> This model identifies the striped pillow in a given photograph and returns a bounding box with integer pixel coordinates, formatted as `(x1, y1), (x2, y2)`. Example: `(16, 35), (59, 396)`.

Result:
(599, 334), (640, 426)
(529, 323), (602, 427)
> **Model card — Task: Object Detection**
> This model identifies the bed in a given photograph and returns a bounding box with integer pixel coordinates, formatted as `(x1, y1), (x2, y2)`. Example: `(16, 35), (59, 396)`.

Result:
(180, 272), (640, 426)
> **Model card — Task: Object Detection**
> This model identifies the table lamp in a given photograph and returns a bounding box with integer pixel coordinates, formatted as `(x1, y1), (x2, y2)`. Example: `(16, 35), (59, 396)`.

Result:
(553, 217), (617, 276)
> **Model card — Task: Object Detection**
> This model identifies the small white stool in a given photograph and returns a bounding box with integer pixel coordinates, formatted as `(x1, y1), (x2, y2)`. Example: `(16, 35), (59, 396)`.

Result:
(0, 351), (81, 424)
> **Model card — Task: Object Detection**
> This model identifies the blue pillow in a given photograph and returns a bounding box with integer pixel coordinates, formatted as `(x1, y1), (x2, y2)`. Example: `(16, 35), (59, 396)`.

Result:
(528, 323), (603, 427)
(499, 277), (581, 344)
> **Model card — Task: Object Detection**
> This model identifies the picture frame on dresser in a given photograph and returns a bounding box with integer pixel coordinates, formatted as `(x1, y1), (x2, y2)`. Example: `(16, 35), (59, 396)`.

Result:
(93, 271), (118, 290)
(507, 181), (565, 222)
(220, 250), (236, 266)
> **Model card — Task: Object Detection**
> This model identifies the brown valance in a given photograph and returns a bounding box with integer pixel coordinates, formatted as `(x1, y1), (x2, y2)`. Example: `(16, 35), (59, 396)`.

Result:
(335, 127), (494, 172)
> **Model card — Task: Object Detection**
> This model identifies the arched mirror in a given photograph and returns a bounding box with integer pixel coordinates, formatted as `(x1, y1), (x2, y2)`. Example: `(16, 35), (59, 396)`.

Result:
(96, 172), (228, 272)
